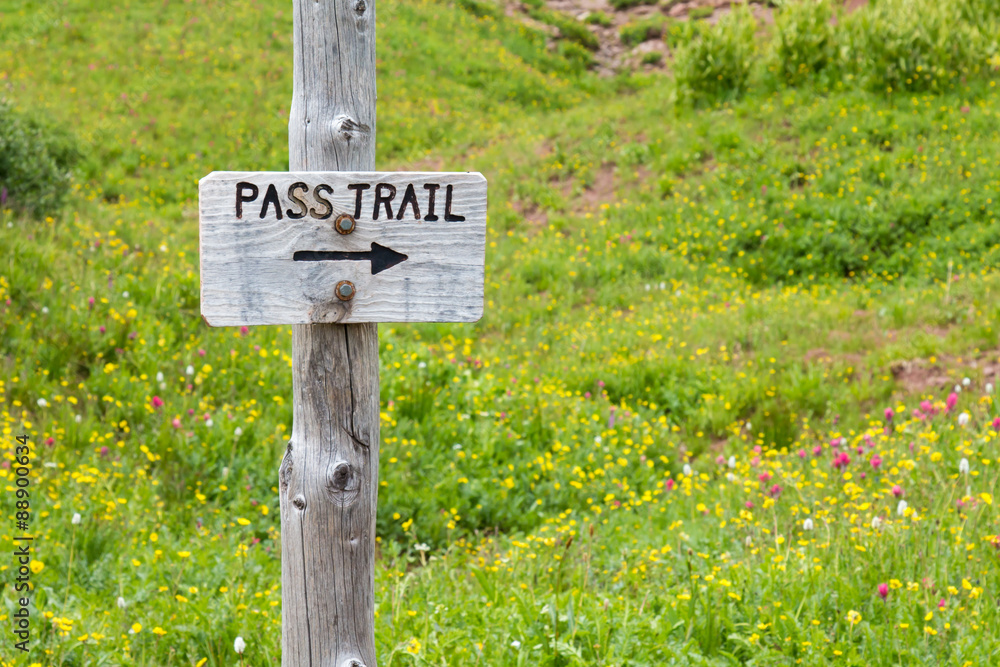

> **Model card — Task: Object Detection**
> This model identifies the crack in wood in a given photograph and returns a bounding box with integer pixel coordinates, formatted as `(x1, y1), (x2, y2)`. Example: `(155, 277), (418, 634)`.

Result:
(279, 441), (294, 493)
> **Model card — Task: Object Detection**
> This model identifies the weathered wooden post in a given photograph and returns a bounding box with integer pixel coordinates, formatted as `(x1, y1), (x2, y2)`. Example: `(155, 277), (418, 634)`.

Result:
(197, 0), (487, 664)
(281, 1), (378, 665)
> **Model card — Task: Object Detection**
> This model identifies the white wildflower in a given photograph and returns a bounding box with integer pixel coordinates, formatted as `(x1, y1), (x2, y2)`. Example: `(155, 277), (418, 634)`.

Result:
(958, 412), (971, 427)
(871, 516), (882, 531)
(72, 513), (81, 525)
(414, 543), (430, 552)
(897, 500), (908, 516)
(122, 291), (129, 298)
(511, 639), (522, 649)
(745, 535), (753, 547)
(802, 518), (814, 531)
(117, 597), (127, 610)
(41, 306), (48, 314)
(205, 418), (213, 427)
(959, 457), (970, 474)
(452, 443), (462, 450)
(955, 384), (962, 393)
(37, 398), (48, 407)
(726, 472), (736, 482)
(418, 361), (427, 369)
(963, 377), (971, 386)
(234, 636), (246, 654)
(727, 455), (736, 469)
(75, 414), (82, 423)
(234, 427), (243, 437)
(156, 371), (164, 382)
(987, 383), (994, 394)
(683, 463), (692, 477)
(185, 365), (195, 376)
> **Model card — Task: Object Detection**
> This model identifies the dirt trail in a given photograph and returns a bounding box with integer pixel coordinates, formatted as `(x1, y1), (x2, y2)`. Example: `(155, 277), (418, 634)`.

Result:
(517, 0), (867, 73)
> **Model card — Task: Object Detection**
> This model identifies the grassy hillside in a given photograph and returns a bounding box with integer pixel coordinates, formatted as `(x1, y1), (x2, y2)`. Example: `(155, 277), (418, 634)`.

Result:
(2, 0), (1000, 664)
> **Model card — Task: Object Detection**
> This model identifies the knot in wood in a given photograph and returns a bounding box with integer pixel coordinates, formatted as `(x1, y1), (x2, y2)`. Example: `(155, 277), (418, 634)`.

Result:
(354, 0), (366, 15)
(326, 460), (361, 506)
(292, 495), (306, 511)
(331, 462), (353, 490)
(332, 115), (370, 144)
(342, 660), (366, 667)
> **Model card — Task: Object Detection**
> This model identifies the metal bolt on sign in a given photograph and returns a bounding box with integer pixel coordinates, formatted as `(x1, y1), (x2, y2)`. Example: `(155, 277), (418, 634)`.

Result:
(336, 280), (356, 301)
(335, 213), (356, 235)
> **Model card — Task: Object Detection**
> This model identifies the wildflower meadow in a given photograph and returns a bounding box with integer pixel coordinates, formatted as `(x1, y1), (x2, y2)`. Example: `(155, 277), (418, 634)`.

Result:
(2, 0), (1000, 664)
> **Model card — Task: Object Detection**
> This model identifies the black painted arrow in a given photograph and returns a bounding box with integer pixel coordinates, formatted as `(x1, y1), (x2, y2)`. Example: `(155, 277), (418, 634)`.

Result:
(293, 242), (408, 275)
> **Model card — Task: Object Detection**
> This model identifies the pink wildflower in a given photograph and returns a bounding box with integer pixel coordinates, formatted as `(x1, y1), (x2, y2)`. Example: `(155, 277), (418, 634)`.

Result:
(946, 392), (958, 412)
(151, 396), (164, 409)
(884, 408), (893, 422)
(871, 455), (882, 469)
(878, 583), (889, 600)
(892, 485), (903, 498)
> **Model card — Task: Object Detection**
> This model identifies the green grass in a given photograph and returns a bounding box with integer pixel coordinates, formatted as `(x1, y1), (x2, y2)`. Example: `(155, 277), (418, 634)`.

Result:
(620, 16), (668, 48)
(3, 0), (1000, 665)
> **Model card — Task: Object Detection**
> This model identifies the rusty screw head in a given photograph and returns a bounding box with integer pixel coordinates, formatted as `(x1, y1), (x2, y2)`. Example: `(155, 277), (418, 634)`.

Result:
(334, 214), (356, 235)
(335, 280), (356, 301)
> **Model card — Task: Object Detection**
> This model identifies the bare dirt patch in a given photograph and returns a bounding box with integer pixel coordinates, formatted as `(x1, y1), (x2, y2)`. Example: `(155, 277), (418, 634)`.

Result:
(889, 360), (954, 396)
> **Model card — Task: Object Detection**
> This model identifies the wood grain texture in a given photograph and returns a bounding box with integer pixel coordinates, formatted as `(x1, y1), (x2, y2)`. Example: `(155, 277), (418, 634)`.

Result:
(199, 171), (487, 325)
(280, 0), (380, 666)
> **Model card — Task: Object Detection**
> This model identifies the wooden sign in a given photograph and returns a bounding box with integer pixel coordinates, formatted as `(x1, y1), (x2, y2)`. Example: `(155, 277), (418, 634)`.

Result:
(199, 171), (487, 326)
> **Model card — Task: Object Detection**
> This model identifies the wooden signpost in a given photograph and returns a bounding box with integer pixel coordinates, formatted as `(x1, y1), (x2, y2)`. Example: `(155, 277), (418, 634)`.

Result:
(197, 1), (487, 665)
(200, 171), (487, 325)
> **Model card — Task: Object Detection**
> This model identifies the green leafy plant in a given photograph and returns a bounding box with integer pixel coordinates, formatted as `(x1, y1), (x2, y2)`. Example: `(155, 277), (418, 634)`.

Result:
(641, 51), (664, 66)
(584, 11), (613, 27)
(609, 0), (657, 10)
(620, 16), (668, 48)
(771, 0), (838, 84)
(528, 7), (600, 51)
(845, 0), (996, 92)
(674, 4), (758, 103)
(0, 100), (80, 218)
(455, 0), (501, 19)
